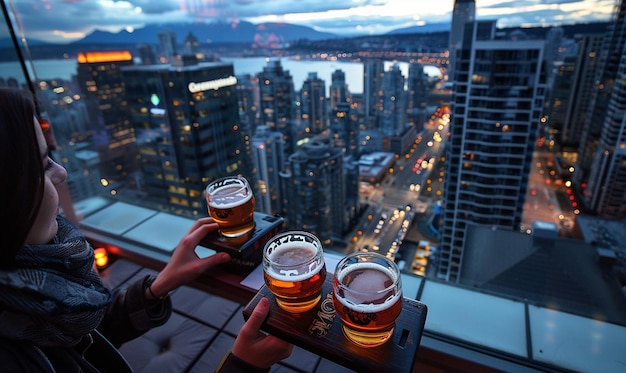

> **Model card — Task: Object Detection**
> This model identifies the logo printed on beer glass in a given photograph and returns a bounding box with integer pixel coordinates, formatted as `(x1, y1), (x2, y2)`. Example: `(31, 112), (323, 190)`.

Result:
(263, 231), (326, 313)
(206, 176), (255, 239)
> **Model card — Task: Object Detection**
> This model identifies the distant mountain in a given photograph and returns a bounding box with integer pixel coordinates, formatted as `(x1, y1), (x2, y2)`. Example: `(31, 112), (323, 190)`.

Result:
(387, 21), (610, 38)
(0, 37), (51, 49)
(387, 22), (450, 35)
(500, 21), (610, 39)
(71, 21), (338, 46)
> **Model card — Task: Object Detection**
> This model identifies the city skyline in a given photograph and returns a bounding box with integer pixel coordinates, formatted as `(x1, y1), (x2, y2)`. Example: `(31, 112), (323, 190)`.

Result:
(8, 0), (616, 44)
(2, 2), (626, 370)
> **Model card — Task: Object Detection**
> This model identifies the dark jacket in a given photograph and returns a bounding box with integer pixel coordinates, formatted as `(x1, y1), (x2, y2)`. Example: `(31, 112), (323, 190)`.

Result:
(0, 275), (265, 372)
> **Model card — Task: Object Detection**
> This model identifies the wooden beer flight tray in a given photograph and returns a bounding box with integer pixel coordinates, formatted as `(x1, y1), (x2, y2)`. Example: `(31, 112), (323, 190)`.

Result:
(242, 275), (428, 373)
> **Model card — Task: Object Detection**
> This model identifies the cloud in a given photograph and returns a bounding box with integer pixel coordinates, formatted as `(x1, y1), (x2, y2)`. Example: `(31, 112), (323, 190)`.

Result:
(14, 0), (192, 41)
(477, 0), (615, 26)
(8, 0), (616, 43)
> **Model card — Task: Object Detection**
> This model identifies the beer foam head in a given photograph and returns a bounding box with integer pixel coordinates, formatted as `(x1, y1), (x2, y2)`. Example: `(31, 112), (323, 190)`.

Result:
(334, 263), (401, 312)
(265, 242), (324, 281)
(207, 185), (253, 208)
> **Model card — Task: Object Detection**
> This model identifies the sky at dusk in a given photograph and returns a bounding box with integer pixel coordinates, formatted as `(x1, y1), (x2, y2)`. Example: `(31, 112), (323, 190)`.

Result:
(8, 0), (617, 43)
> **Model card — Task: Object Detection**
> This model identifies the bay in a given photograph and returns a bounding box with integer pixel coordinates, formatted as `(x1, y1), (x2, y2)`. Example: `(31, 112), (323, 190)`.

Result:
(0, 57), (439, 95)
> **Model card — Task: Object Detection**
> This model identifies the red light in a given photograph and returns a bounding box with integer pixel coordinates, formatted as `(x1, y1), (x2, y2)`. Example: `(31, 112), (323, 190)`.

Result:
(38, 118), (50, 131)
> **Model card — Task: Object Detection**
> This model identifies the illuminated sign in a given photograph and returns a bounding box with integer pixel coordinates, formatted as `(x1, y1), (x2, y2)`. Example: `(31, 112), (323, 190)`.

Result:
(188, 76), (237, 93)
(77, 50), (133, 63)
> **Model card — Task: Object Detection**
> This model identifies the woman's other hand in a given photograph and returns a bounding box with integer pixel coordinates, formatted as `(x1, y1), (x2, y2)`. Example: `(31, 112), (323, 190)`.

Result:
(147, 217), (231, 299)
(232, 297), (293, 369)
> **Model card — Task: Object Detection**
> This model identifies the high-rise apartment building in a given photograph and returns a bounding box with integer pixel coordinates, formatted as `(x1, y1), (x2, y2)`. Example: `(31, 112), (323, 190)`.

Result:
(36, 80), (99, 203)
(379, 63), (407, 138)
(449, 0), (476, 81)
(559, 34), (604, 150)
(548, 55), (577, 149)
(183, 31), (200, 56)
(544, 27), (565, 87)
(330, 69), (351, 112)
(76, 50), (137, 185)
(137, 44), (157, 65)
(407, 62), (429, 126)
(236, 73), (260, 135)
(158, 30), (177, 63)
(258, 59), (297, 153)
(121, 58), (252, 217)
(251, 125), (286, 216)
(330, 102), (359, 159)
(438, 20), (547, 282)
(363, 59), (385, 127)
(300, 72), (328, 135)
(280, 140), (346, 245)
(581, 0), (626, 217)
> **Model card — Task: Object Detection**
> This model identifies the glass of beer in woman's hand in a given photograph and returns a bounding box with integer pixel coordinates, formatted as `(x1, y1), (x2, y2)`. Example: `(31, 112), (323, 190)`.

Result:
(206, 176), (255, 239)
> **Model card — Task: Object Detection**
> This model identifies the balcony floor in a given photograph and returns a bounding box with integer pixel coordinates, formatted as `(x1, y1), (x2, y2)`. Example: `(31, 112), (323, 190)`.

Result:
(101, 257), (362, 373)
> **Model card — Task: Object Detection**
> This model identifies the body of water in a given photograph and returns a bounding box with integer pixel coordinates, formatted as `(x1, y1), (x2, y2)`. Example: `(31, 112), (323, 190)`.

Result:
(1, 57), (440, 95)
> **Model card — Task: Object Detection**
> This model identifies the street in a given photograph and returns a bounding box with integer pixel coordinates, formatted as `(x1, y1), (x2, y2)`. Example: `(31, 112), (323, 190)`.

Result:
(342, 108), (580, 277)
(343, 108), (449, 276)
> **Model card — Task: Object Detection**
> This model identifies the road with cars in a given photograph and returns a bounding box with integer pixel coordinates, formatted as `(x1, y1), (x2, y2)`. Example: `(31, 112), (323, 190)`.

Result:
(346, 106), (580, 277)
(346, 108), (450, 276)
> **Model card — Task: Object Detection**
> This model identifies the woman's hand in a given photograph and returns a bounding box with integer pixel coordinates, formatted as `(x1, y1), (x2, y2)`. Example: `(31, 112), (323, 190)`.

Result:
(232, 297), (293, 369)
(147, 217), (231, 299)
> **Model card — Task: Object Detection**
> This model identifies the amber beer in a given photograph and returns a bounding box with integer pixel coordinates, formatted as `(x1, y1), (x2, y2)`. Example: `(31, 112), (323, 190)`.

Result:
(206, 176), (255, 238)
(333, 252), (402, 347)
(263, 231), (326, 313)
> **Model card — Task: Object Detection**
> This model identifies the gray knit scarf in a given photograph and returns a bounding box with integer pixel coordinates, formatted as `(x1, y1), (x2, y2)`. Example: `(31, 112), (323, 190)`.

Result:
(0, 215), (113, 346)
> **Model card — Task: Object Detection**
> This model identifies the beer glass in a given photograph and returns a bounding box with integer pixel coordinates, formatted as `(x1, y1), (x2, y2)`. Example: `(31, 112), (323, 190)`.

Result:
(262, 231), (327, 313)
(205, 176), (255, 239)
(333, 252), (402, 347)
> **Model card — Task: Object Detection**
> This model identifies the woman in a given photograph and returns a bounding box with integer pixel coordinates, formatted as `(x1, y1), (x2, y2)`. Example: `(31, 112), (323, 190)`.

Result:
(0, 88), (292, 372)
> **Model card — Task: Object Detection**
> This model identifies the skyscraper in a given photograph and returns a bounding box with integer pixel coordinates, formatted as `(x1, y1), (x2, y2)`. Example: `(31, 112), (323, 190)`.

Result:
(559, 34), (604, 150)
(121, 58), (252, 217)
(363, 59), (385, 127)
(438, 20), (547, 282)
(580, 0), (626, 217)
(258, 59), (297, 153)
(76, 50), (137, 185)
(236, 73), (260, 135)
(280, 140), (345, 245)
(448, 0), (476, 81)
(300, 72), (328, 135)
(544, 27), (565, 87)
(547, 55), (577, 149)
(330, 69), (351, 112)
(137, 44), (157, 65)
(330, 102), (359, 159)
(251, 125), (286, 216)
(158, 30), (177, 63)
(560, 34), (603, 187)
(183, 31), (200, 56)
(407, 62), (429, 127)
(379, 63), (406, 138)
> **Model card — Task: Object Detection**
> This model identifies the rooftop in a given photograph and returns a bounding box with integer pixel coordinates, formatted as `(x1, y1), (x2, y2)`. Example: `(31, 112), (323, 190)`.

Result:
(78, 197), (626, 372)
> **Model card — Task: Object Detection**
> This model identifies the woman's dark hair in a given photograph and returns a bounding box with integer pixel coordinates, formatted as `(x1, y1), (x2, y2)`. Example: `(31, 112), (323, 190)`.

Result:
(0, 88), (44, 268)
